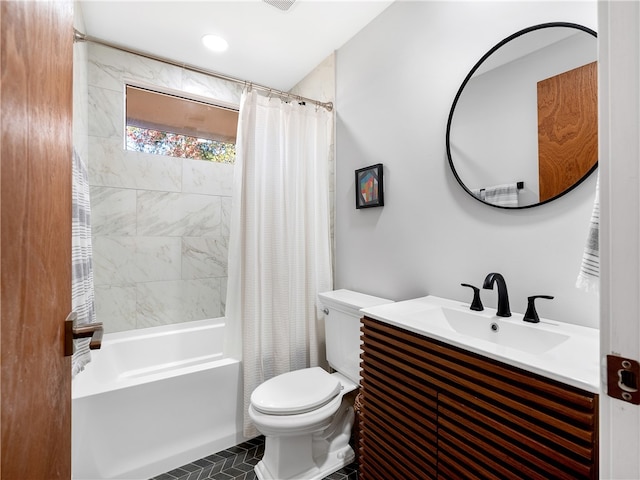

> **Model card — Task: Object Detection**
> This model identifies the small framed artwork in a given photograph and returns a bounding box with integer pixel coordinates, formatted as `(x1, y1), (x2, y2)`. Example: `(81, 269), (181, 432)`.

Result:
(355, 163), (384, 209)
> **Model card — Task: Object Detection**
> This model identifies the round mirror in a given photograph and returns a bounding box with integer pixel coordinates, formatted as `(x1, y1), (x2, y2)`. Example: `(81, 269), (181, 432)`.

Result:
(446, 23), (598, 209)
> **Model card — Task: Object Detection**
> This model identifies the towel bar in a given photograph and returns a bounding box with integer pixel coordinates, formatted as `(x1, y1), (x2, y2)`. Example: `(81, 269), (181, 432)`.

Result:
(480, 181), (524, 193)
(64, 312), (103, 356)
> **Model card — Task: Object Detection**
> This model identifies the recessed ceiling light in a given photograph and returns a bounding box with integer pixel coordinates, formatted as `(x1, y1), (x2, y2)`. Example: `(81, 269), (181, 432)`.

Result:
(202, 34), (228, 53)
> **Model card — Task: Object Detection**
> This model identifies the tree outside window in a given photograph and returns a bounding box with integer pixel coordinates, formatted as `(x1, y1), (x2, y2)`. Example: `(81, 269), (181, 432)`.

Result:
(126, 126), (236, 163)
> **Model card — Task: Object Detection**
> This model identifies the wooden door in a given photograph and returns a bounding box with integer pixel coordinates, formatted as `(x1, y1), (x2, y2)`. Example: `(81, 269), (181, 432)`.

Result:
(537, 61), (598, 202)
(1, 1), (74, 478)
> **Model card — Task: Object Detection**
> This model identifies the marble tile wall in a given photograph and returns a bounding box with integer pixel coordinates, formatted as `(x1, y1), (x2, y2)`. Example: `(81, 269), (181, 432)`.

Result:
(73, 2), (88, 163)
(87, 43), (242, 333)
(85, 42), (335, 334)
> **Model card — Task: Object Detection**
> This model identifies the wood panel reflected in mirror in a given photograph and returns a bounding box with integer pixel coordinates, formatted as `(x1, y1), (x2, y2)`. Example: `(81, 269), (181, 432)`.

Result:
(446, 23), (598, 209)
(538, 61), (598, 202)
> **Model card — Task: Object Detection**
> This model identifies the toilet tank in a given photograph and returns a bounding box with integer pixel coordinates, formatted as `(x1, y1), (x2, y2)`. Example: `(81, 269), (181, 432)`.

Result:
(318, 289), (394, 384)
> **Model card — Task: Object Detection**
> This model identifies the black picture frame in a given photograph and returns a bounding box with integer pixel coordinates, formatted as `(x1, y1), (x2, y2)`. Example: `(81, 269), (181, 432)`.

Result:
(355, 163), (384, 209)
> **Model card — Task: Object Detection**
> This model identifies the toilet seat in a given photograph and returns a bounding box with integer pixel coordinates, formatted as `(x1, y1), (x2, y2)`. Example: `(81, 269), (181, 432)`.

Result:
(251, 367), (341, 415)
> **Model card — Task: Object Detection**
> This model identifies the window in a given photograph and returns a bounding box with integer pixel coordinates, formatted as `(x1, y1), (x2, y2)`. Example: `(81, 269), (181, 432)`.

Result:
(125, 85), (238, 163)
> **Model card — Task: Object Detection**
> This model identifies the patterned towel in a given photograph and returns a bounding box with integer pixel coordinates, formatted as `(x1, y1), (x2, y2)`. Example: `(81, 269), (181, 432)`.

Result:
(576, 175), (599, 293)
(472, 183), (519, 207)
(72, 149), (97, 377)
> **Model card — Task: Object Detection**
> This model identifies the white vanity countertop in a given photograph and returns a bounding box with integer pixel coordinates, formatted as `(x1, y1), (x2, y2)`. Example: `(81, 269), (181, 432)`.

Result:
(360, 295), (600, 394)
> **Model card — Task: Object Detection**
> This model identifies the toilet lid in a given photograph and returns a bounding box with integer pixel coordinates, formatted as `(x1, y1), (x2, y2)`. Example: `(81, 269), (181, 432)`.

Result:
(251, 367), (341, 415)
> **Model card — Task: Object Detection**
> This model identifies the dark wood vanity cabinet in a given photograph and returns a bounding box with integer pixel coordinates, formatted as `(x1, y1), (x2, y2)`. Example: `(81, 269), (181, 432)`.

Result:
(359, 317), (599, 480)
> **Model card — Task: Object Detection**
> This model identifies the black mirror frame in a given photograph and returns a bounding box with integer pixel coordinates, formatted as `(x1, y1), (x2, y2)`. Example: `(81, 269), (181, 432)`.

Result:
(445, 22), (598, 210)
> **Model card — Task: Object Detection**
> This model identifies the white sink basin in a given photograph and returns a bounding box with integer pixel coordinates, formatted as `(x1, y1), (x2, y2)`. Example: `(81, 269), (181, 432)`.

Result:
(439, 307), (570, 354)
(360, 295), (600, 393)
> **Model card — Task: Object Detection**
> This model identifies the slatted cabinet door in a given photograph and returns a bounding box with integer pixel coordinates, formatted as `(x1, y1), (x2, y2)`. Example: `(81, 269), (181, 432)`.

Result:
(360, 321), (438, 479)
(359, 317), (598, 480)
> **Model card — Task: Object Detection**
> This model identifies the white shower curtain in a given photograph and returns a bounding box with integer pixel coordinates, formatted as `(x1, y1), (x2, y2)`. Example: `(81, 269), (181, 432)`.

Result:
(225, 89), (333, 437)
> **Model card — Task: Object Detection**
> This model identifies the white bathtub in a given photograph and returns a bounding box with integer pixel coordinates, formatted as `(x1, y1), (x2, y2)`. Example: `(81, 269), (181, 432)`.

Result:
(72, 318), (245, 480)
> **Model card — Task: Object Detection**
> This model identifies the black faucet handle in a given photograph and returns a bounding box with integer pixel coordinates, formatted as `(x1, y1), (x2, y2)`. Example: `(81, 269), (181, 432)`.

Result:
(523, 295), (554, 323)
(461, 283), (484, 311)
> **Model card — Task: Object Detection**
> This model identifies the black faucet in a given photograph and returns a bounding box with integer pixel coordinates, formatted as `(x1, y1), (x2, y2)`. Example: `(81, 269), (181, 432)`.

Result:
(461, 283), (484, 311)
(523, 295), (554, 323)
(482, 272), (511, 317)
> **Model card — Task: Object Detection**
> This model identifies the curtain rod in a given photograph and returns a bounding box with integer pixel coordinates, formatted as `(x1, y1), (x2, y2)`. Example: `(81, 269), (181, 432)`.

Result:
(73, 30), (333, 112)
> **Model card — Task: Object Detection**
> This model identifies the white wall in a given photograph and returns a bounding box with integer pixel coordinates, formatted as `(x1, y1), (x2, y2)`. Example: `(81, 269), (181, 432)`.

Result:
(335, 1), (599, 328)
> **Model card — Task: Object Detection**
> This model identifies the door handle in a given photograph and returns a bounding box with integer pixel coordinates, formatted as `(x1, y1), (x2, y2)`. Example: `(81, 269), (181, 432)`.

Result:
(64, 312), (103, 357)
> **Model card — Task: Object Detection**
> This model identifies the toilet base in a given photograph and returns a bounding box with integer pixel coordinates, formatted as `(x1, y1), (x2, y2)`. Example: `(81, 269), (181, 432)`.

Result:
(254, 444), (354, 480)
(254, 400), (355, 480)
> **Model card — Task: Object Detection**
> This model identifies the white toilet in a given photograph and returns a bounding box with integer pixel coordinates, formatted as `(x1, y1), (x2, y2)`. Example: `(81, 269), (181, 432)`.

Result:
(249, 289), (393, 480)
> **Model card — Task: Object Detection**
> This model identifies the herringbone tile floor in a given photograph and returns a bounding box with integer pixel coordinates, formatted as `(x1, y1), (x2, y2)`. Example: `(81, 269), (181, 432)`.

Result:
(151, 436), (358, 480)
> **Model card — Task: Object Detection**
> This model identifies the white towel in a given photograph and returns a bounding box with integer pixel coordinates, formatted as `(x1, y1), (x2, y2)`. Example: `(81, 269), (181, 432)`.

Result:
(576, 175), (600, 293)
(72, 149), (97, 377)
(472, 183), (519, 207)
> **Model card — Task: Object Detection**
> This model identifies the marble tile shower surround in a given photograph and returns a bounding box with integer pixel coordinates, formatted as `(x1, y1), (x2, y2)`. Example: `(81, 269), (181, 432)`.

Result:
(73, 23), (89, 163)
(86, 44), (336, 334)
(87, 43), (240, 333)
